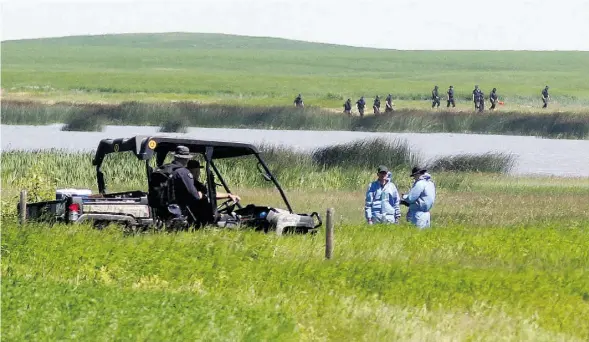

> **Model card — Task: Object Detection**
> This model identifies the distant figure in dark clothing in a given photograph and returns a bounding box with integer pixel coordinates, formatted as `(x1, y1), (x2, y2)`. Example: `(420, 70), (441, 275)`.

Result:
(294, 94), (304, 108)
(542, 86), (550, 108)
(385, 94), (394, 112)
(431, 86), (440, 108)
(478, 90), (485, 112)
(447, 86), (456, 108)
(356, 96), (366, 117)
(373, 95), (381, 115)
(343, 98), (352, 115)
(489, 88), (498, 110)
(472, 85), (481, 110)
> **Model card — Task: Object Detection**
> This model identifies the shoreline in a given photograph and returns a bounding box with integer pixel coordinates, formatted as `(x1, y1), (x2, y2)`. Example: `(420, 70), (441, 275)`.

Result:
(2, 99), (589, 139)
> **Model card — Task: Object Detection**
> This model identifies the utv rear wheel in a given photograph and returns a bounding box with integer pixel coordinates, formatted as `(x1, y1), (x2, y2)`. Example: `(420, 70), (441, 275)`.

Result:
(92, 220), (109, 230)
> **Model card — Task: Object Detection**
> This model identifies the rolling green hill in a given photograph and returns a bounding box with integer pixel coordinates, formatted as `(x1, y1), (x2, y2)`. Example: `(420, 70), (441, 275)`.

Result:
(2, 32), (352, 50)
(2, 32), (589, 109)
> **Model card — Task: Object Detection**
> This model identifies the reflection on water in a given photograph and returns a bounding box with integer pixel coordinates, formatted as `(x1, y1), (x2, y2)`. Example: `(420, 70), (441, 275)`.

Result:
(3, 124), (589, 177)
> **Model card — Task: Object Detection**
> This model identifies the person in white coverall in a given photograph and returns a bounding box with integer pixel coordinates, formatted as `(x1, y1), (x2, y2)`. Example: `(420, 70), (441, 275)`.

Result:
(401, 167), (436, 228)
(365, 165), (401, 224)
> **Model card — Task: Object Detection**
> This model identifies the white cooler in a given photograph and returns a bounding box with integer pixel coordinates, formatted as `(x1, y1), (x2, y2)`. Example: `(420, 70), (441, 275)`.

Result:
(56, 189), (92, 200)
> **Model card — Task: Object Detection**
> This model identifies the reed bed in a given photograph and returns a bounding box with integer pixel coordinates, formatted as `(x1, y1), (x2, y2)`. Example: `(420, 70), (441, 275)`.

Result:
(158, 117), (188, 133)
(0, 139), (517, 195)
(2, 100), (589, 138)
(312, 138), (418, 170)
(429, 152), (516, 173)
(60, 109), (103, 131)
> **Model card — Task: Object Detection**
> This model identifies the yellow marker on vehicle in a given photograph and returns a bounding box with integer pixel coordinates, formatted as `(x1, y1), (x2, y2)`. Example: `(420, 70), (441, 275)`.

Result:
(148, 140), (157, 149)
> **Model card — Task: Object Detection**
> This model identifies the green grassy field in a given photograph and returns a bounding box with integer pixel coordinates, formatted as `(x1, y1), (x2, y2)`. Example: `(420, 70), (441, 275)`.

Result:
(2, 148), (589, 340)
(3, 221), (589, 341)
(3, 34), (589, 340)
(3, 173), (589, 340)
(2, 32), (589, 110)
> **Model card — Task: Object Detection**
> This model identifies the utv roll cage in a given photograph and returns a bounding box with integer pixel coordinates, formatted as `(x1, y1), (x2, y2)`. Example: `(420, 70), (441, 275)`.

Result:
(91, 136), (293, 218)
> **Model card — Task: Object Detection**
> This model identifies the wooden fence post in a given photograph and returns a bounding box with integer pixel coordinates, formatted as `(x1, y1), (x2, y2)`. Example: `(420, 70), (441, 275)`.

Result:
(325, 208), (334, 259)
(19, 190), (27, 225)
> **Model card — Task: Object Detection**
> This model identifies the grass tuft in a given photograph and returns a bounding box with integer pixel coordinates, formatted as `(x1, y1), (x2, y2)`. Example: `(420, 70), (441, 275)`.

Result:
(429, 152), (516, 173)
(60, 109), (103, 132)
(159, 117), (188, 133)
(312, 138), (419, 170)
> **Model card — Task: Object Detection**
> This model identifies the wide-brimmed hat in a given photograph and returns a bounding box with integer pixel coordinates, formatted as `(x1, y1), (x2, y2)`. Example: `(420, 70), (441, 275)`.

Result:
(174, 145), (194, 159)
(410, 166), (427, 177)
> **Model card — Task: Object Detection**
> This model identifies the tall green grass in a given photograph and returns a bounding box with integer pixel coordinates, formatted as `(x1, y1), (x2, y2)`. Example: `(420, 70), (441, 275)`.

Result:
(429, 152), (516, 173)
(60, 109), (103, 131)
(0, 141), (516, 195)
(1, 144), (587, 226)
(2, 221), (588, 340)
(158, 117), (188, 133)
(3, 100), (589, 138)
(312, 138), (418, 170)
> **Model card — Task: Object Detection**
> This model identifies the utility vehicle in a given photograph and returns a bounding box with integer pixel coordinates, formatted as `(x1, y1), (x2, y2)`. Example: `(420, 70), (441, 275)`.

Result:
(21, 136), (322, 235)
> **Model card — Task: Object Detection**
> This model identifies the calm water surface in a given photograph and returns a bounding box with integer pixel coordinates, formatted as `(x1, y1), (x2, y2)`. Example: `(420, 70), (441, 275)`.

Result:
(3, 124), (589, 177)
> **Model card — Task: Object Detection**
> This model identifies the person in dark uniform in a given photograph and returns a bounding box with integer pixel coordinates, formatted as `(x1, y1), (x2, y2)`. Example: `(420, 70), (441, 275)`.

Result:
(478, 90), (485, 112)
(187, 160), (240, 227)
(162, 146), (203, 224)
(431, 86), (440, 108)
(385, 94), (394, 112)
(489, 88), (498, 110)
(356, 96), (366, 117)
(472, 85), (481, 110)
(446, 86), (456, 108)
(294, 94), (304, 108)
(373, 95), (381, 115)
(542, 86), (550, 108)
(343, 98), (352, 115)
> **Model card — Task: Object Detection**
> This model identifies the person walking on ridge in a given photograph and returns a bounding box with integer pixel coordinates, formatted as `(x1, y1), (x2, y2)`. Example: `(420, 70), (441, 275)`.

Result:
(542, 86), (550, 108)
(294, 94), (304, 108)
(489, 88), (498, 110)
(478, 90), (485, 112)
(472, 85), (481, 111)
(343, 98), (352, 115)
(432, 86), (441, 108)
(385, 93), (394, 112)
(447, 85), (456, 108)
(356, 96), (366, 117)
(373, 95), (381, 115)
